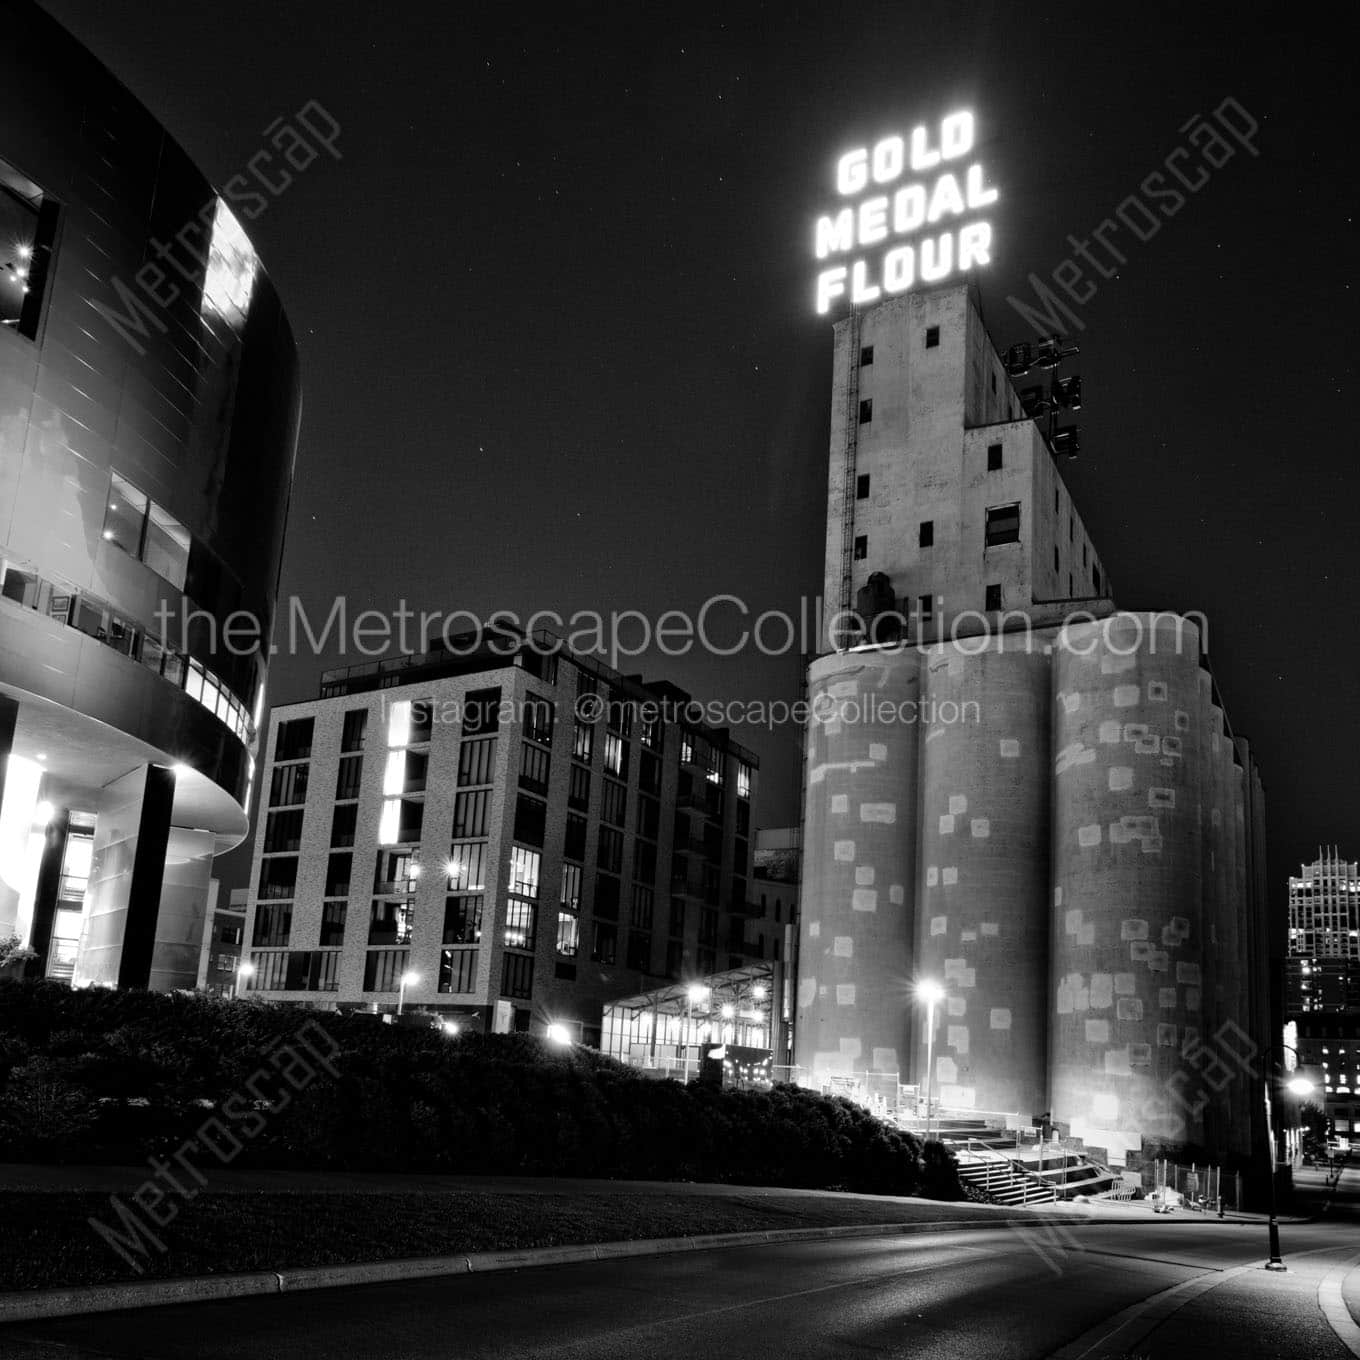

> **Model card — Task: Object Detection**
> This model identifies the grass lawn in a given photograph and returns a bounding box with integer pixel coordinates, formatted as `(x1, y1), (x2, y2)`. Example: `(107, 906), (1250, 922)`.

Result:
(0, 1187), (1014, 1292)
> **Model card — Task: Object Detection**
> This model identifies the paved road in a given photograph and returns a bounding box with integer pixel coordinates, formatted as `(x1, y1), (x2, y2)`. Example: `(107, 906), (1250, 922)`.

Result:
(4, 1216), (1359, 1360)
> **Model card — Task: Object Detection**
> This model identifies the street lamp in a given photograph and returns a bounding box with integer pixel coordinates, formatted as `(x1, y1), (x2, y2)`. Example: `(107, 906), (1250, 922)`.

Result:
(916, 979), (945, 1141)
(397, 969), (419, 1017)
(1263, 1045), (1314, 1270)
(684, 984), (708, 1083)
(234, 959), (255, 999)
(546, 1022), (572, 1046)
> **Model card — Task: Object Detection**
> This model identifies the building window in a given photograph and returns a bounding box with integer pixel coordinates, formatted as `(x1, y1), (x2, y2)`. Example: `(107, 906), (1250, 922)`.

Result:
(252, 903), (292, 947)
(568, 762), (591, 810)
(556, 911), (580, 957)
(639, 750), (661, 794)
(269, 763), (309, 808)
(736, 762), (753, 800)
(330, 803), (357, 848)
(561, 862), (582, 912)
(626, 931), (651, 971)
(368, 899), (413, 946)
(444, 894), (484, 944)
(257, 856), (298, 900)
(859, 344), (873, 366)
(591, 922), (617, 965)
(925, 325), (940, 348)
(603, 733), (627, 779)
(1054, 546), (1060, 572)
(438, 948), (478, 993)
(263, 809), (304, 854)
(853, 535), (867, 560)
(519, 741), (551, 794)
(324, 852), (351, 898)
(319, 901), (347, 947)
(447, 842), (487, 893)
(522, 693), (554, 746)
(508, 845), (541, 898)
(339, 709), (367, 752)
(501, 952), (534, 999)
(572, 721), (594, 762)
(363, 948), (410, 992)
(335, 754), (363, 801)
(458, 736), (497, 786)
(858, 398), (873, 424)
(564, 813), (587, 861)
(602, 779), (627, 827)
(984, 504), (1021, 547)
(513, 795), (546, 847)
(919, 520), (934, 548)
(918, 594), (934, 625)
(504, 897), (537, 950)
(856, 473), (870, 499)
(987, 443), (1003, 471)
(1, 157), (55, 338)
(985, 584), (1002, 612)
(1094, 565), (1102, 593)
(101, 472), (191, 590)
(463, 688), (501, 736)
(275, 719), (314, 761)
(451, 789), (489, 840)
(595, 873), (621, 920)
(630, 884), (655, 930)
(636, 794), (660, 840)
(598, 826), (624, 874)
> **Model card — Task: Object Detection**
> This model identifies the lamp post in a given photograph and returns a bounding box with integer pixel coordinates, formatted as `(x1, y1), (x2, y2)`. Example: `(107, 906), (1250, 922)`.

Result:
(916, 979), (945, 1141)
(685, 984), (707, 1083)
(397, 969), (419, 1017)
(234, 958), (255, 1000)
(1263, 1042), (1314, 1271)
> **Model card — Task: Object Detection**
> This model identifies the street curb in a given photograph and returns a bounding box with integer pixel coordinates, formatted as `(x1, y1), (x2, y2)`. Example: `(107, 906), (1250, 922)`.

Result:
(0, 1214), (1095, 1323)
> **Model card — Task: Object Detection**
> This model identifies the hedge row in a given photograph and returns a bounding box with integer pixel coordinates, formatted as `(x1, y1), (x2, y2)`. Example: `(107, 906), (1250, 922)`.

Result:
(0, 981), (960, 1197)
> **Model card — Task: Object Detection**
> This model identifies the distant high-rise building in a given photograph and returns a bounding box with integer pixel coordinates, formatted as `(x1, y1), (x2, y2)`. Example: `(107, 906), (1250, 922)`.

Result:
(0, 0), (299, 991)
(240, 629), (769, 1041)
(1286, 848), (1360, 1144)
(796, 282), (1272, 1177)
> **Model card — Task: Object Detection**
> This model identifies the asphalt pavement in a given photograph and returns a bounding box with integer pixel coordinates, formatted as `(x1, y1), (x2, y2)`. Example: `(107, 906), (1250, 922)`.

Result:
(3, 1214), (1357, 1359)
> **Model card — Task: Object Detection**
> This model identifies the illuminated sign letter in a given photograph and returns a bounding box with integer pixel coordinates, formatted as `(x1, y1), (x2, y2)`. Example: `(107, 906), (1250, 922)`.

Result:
(871, 136), (905, 184)
(909, 125), (940, 172)
(958, 221), (992, 270)
(857, 195), (889, 246)
(893, 184), (927, 235)
(837, 148), (868, 195)
(941, 111), (975, 160)
(815, 209), (855, 259)
(850, 259), (881, 305)
(920, 233), (953, 282)
(965, 164), (999, 209)
(883, 245), (915, 293)
(816, 266), (848, 314)
(926, 173), (966, 224)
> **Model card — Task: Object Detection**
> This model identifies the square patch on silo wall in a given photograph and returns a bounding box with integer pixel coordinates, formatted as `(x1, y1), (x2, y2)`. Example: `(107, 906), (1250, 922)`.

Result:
(990, 1008), (1011, 1030)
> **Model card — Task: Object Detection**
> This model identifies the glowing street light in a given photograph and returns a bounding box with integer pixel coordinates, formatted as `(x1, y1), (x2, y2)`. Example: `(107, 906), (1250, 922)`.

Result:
(1286, 1076), (1315, 1098)
(397, 969), (419, 1017)
(545, 1022), (572, 1046)
(234, 958), (255, 1000)
(441, 1020), (460, 1038)
(916, 979), (945, 1141)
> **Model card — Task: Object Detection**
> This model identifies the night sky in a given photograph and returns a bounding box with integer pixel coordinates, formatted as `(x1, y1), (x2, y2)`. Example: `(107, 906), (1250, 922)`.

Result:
(42, 0), (1357, 897)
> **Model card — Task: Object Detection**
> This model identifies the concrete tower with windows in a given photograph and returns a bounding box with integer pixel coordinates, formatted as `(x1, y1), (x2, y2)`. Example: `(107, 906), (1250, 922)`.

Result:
(796, 282), (1273, 1178)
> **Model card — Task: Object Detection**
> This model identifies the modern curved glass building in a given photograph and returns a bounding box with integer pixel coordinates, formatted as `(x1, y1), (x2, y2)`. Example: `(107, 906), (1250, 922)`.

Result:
(0, 0), (300, 989)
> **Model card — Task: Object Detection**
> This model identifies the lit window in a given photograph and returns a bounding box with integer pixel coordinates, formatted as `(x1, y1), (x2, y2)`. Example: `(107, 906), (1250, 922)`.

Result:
(737, 762), (753, 799)
(201, 198), (258, 327)
(1, 154), (53, 338)
(100, 473), (190, 590)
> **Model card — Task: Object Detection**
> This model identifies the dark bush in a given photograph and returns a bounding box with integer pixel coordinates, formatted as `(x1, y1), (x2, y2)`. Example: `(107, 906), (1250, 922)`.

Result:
(0, 980), (954, 1197)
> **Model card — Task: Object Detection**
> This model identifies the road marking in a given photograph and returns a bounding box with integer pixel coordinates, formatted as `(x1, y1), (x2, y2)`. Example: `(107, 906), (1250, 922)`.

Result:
(1049, 1244), (1351, 1360)
(1318, 1250), (1360, 1358)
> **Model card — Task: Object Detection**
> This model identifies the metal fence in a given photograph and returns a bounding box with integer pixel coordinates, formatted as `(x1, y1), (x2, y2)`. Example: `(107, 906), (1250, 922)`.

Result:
(1151, 1158), (1241, 1211)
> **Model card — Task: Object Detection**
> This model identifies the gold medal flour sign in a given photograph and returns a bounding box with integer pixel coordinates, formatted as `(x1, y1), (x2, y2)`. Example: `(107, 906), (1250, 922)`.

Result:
(813, 110), (998, 313)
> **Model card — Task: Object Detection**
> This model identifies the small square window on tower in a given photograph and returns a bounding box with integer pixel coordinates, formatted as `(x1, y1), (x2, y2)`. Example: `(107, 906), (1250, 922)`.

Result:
(984, 504), (1021, 547)
(853, 535), (867, 560)
(856, 473), (870, 499)
(925, 326), (940, 348)
(987, 443), (1003, 471)
(860, 345), (874, 366)
(985, 584), (1002, 612)
(858, 398), (873, 423)
(919, 520), (934, 548)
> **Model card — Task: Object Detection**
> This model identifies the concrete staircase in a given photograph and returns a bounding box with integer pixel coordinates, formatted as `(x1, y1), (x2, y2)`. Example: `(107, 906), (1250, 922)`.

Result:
(934, 1128), (1123, 1204)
